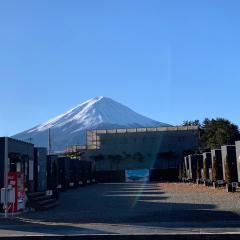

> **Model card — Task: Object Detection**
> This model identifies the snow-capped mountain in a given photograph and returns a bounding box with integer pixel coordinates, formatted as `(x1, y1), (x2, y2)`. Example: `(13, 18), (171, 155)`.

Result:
(13, 97), (170, 150)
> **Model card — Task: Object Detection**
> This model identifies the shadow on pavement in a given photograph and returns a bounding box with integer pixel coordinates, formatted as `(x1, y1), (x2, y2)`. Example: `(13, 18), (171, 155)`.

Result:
(0, 182), (239, 235)
(0, 218), (113, 235)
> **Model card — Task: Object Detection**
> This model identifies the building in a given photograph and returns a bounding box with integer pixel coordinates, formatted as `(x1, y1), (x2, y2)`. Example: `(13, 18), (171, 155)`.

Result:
(0, 137), (34, 212)
(83, 126), (199, 181)
(0, 137), (34, 191)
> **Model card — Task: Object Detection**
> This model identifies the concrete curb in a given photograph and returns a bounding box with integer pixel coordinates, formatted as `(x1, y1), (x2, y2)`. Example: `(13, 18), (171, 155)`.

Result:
(1, 233), (240, 240)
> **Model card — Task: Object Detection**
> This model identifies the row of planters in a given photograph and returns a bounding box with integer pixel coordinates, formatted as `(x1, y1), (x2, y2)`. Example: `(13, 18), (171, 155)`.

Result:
(28, 154), (96, 211)
(47, 155), (96, 194)
(179, 141), (240, 192)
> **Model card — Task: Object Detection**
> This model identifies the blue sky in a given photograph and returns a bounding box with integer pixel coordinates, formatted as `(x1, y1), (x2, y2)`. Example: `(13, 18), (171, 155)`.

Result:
(0, 0), (239, 136)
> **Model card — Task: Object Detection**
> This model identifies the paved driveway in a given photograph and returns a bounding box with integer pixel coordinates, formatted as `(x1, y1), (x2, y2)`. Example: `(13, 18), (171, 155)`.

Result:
(0, 182), (240, 236)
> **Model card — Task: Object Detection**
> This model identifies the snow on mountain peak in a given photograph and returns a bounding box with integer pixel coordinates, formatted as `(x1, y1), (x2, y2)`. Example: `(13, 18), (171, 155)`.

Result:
(13, 97), (170, 150)
(26, 96), (105, 133)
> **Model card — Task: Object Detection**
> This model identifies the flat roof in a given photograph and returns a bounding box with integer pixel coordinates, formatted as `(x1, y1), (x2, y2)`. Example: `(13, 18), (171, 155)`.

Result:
(87, 125), (199, 135)
(0, 137), (34, 146)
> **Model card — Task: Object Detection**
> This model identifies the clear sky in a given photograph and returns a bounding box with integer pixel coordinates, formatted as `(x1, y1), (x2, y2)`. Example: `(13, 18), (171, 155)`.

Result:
(0, 0), (239, 136)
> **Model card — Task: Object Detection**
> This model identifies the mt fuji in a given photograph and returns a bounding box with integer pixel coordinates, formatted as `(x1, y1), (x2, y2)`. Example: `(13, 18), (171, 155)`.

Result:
(13, 97), (170, 151)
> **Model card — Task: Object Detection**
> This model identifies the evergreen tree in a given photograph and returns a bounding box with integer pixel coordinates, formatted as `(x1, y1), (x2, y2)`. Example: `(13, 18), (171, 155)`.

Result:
(201, 118), (240, 149)
(183, 118), (240, 150)
(183, 120), (201, 127)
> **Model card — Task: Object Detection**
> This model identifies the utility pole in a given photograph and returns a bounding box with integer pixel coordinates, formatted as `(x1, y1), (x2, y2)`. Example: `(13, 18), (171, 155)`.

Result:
(48, 128), (52, 155)
(4, 137), (8, 218)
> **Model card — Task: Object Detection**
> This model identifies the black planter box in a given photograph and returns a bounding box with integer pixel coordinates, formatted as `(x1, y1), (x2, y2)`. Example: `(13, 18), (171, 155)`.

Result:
(47, 154), (59, 191)
(235, 141), (240, 183)
(57, 156), (71, 191)
(188, 154), (203, 181)
(184, 156), (190, 179)
(221, 145), (238, 183)
(211, 149), (224, 182)
(34, 147), (47, 192)
(202, 152), (212, 181)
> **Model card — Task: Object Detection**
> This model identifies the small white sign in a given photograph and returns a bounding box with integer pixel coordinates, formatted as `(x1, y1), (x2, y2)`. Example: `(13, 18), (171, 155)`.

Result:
(217, 180), (224, 185)
(17, 198), (25, 210)
(46, 190), (53, 196)
(0, 187), (15, 204)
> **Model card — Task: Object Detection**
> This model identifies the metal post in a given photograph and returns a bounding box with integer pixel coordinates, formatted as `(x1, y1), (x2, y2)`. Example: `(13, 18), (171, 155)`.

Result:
(4, 137), (8, 218)
(48, 128), (52, 155)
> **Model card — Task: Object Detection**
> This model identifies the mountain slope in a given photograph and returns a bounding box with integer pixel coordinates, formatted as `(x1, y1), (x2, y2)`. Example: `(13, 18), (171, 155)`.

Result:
(13, 97), (170, 150)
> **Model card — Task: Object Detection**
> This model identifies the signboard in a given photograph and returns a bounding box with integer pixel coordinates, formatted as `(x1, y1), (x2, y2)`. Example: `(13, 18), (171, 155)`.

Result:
(1, 187), (15, 204)
(125, 169), (149, 182)
(8, 172), (26, 212)
(217, 180), (224, 185)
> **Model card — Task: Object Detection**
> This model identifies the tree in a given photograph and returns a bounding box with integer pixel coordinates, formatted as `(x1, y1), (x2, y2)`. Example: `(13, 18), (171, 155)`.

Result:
(201, 118), (240, 149)
(183, 120), (201, 127)
(183, 118), (240, 150)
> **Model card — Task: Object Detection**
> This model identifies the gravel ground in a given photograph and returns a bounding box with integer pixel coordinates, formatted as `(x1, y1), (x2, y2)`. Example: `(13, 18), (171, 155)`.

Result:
(162, 183), (240, 210)
(21, 182), (240, 223)
(0, 182), (240, 235)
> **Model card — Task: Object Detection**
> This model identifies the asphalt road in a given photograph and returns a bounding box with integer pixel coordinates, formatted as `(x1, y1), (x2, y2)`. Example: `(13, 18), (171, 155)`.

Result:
(0, 182), (240, 236)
